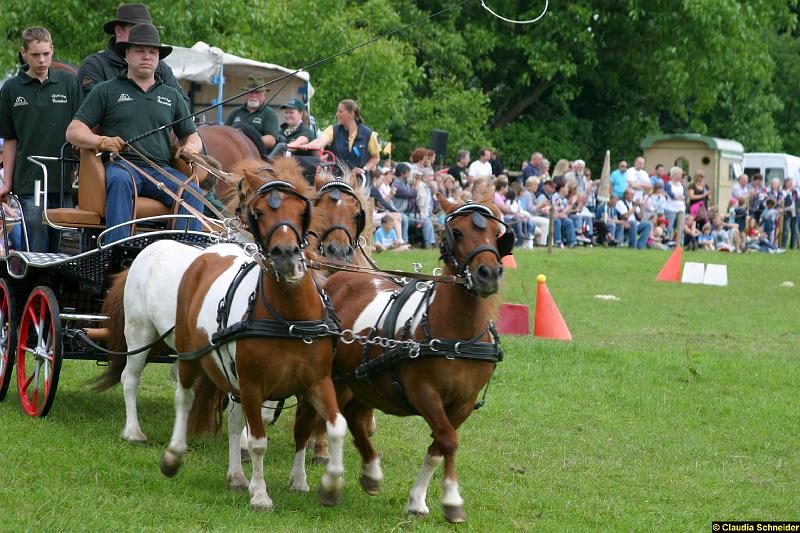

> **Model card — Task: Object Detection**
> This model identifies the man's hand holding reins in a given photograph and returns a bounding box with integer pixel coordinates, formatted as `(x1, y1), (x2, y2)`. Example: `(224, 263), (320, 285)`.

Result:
(95, 135), (127, 154)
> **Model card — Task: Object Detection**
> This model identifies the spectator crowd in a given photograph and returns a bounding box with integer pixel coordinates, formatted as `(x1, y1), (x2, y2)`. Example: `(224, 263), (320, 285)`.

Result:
(367, 146), (800, 254)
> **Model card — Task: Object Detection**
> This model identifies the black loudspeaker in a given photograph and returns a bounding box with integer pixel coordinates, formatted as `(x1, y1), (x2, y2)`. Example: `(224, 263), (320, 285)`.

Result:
(431, 130), (449, 161)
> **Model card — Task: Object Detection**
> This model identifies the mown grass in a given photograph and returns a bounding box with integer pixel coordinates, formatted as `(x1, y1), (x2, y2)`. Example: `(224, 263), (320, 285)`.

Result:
(1, 248), (798, 532)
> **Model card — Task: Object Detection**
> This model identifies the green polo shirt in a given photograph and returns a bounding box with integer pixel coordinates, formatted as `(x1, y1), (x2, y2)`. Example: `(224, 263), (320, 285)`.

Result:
(225, 104), (280, 138)
(0, 66), (82, 194)
(281, 122), (316, 156)
(73, 75), (195, 167)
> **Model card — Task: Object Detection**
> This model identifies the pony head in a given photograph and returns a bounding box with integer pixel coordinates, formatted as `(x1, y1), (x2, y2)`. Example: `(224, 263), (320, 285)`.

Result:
(310, 172), (366, 263)
(437, 192), (512, 298)
(244, 158), (313, 283)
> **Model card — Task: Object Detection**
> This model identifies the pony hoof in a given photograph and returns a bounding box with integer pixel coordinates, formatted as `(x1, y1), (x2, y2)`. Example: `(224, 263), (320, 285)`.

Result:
(310, 456), (329, 466)
(228, 472), (248, 491)
(240, 448), (251, 464)
(407, 509), (429, 518)
(444, 505), (466, 523)
(359, 474), (381, 495)
(290, 481), (310, 493)
(316, 486), (342, 507)
(250, 500), (274, 512)
(159, 452), (182, 478)
(122, 429), (148, 443)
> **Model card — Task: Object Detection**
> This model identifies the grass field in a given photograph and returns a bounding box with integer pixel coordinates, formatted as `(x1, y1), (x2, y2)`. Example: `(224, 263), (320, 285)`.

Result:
(1, 248), (798, 532)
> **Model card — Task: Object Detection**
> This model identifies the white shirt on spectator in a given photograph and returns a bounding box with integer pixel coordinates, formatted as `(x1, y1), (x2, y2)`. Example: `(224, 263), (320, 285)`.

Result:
(731, 182), (750, 201)
(626, 168), (650, 201)
(615, 199), (637, 222)
(468, 160), (493, 178)
(666, 182), (686, 212)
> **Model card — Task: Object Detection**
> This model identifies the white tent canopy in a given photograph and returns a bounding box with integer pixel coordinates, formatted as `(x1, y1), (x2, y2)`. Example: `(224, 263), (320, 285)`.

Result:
(163, 41), (313, 123)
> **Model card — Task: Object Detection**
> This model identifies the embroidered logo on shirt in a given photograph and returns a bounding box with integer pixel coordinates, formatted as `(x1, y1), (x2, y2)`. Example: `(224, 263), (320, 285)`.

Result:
(156, 96), (172, 107)
(117, 93), (133, 103)
(253, 117), (262, 125)
(51, 93), (68, 104)
(13, 96), (29, 107)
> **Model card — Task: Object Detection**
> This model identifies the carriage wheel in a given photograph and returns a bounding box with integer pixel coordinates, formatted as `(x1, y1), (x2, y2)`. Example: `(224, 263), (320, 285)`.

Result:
(0, 279), (18, 401)
(15, 287), (63, 417)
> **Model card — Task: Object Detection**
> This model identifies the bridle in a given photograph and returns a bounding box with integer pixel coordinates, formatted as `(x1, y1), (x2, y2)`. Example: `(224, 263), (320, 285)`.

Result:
(439, 203), (515, 292)
(310, 178), (366, 254)
(246, 180), (311, 258)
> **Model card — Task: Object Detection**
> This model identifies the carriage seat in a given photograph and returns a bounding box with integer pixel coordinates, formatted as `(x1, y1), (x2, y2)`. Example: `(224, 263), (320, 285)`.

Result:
(46, 148), (182, 228)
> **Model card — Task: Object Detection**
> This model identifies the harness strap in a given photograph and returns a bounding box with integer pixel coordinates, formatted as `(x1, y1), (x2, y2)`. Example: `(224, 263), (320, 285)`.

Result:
(307, 257), (468, 286)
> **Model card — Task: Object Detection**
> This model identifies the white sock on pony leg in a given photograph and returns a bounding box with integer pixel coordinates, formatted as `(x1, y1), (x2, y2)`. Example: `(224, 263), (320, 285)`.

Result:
(120, 352), (148, 442)
(289, 447), (309, 492)
(247, 436), (273, 510)
(227, 402), (248, 490)
(160, 383), (194, 476)
(405, 454), (442, 516)
(320, 413), (347, 493)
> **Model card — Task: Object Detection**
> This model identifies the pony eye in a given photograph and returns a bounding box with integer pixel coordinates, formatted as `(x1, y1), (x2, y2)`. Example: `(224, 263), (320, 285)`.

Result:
(452, 229), (463, 240)
(252, 210), (262, 220)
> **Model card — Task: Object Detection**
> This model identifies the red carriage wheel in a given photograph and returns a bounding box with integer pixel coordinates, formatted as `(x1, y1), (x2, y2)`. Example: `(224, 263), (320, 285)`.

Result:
(15, 287), (63, 417)
(0, 279), (18, 401)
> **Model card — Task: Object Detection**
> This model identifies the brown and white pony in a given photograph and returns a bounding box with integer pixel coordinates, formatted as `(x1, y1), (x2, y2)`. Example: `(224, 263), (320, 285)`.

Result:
(92, 159), (367, 448)
(147, 159), (346, 509)
(293, 193), (511, 522)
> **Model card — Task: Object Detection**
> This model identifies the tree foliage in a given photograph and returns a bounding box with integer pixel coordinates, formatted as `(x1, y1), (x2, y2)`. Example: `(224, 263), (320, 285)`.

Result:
(1, 0), (799, 169)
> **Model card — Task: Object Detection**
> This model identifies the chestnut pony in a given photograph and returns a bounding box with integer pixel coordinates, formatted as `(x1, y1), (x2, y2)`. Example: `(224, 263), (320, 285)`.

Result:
(197, 125), (261, 198)
(292, 193), (511, 523)
(155, 160), (346, 510)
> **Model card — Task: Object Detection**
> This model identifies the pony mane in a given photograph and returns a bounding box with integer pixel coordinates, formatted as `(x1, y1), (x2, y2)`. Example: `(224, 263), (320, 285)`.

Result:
(264, 157), (313, 198)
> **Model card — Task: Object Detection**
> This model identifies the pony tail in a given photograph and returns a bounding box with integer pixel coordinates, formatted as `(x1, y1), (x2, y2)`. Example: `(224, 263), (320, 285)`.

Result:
(88, 270), (129, 391)
(187, 374), (226, 437)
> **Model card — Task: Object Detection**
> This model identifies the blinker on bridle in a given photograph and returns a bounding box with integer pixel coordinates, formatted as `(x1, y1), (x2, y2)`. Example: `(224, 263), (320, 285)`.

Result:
(440, 203), (514, 291)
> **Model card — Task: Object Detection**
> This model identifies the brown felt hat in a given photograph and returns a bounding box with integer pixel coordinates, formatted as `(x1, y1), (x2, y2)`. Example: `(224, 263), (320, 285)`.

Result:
(103, 4), (153, 34)
(115, 23), (172, 59)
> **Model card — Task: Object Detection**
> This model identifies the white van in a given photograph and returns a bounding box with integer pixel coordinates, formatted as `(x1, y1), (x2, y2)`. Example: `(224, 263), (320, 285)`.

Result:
(742, 153), (800, 184)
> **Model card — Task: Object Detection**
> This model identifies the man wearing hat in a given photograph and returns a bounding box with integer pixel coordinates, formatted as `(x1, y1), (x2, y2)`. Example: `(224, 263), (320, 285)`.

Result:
(77, 3), (183, 97)
(66, 23), (204, 243)
(279, 98), (315, 156)
(224, 76), (281, 158)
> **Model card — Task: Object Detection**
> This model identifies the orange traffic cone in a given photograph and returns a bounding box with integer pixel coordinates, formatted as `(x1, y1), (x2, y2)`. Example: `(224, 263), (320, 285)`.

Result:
(533, 274), (572, 341)
(656, 247), (683, 282)
(501, 254), (517, 268)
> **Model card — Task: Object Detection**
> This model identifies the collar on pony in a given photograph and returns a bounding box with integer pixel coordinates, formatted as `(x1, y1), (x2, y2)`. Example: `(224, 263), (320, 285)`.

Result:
(247, 180), (312, 255)
(439, 202), (514, 291)
(312, 178), (366, 249)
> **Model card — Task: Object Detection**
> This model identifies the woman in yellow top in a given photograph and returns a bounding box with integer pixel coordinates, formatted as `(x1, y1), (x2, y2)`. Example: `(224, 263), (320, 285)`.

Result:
(288, 99), (379, 180)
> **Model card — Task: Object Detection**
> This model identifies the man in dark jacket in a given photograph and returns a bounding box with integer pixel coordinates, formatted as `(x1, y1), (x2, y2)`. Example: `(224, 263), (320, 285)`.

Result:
(77, 3), (184, 97)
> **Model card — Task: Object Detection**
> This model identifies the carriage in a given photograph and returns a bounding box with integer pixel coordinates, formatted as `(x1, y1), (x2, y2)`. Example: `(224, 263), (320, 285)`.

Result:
(0, 144), (218, 417)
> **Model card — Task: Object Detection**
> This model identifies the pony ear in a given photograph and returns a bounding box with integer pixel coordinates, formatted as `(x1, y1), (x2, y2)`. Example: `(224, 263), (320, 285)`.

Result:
(244, 169), (268, 194)
(437, 192), (461, 214)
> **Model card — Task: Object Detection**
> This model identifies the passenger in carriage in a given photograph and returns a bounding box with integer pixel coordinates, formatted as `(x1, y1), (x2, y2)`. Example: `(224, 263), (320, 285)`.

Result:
(287, 99), (380, 184)
(0, 27), (82, 253)
(77, 3), (184, 98)
(65, 24), (204, 243)
(279, 98), (315, 156)
(224, 76), (282, 159)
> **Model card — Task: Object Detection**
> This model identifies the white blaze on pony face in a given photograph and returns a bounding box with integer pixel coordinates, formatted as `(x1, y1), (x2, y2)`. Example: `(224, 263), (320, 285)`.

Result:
(351, 288), (437, 337)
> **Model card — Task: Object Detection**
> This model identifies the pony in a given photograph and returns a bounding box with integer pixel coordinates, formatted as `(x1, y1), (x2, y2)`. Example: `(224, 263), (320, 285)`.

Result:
(291, 193), (512, 522)
(91, 158), (364, 446)
(197, 125), (261, 198)
(160, 159), (345, 509)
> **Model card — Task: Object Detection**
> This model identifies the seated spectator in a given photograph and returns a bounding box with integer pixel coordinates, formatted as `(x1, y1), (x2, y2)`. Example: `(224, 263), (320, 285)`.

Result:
(506, 187), (540, 248)
(615, 188), (651, 249)
(471, 176), (490, 200)
(684, 213), (700, 251)
(698, 223), (715, 251)
(540, 159), (551, 180)
(567, 182), (592, 244)
(374, 214), (409, 252)
(370, 169), (407, 245)
(711, 213), (741, 252)
(521, 151), (543, 180)
(646, 181), (667, 220)
(648, 216), (672, 250)
(410, 168), (437, 248)
(552, 182), (577, 247)
(745, 219), (784, 253)
(521, 176), (549, 245)
(493, 179), (523, 246)
(447, 149), (470, 187)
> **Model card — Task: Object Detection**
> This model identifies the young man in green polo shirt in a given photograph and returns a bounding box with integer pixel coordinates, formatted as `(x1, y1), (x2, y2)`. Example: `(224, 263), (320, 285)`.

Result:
(0, 27), (82, 252)
(224, 76), (281, 158)
(66, 23), (204, 243)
